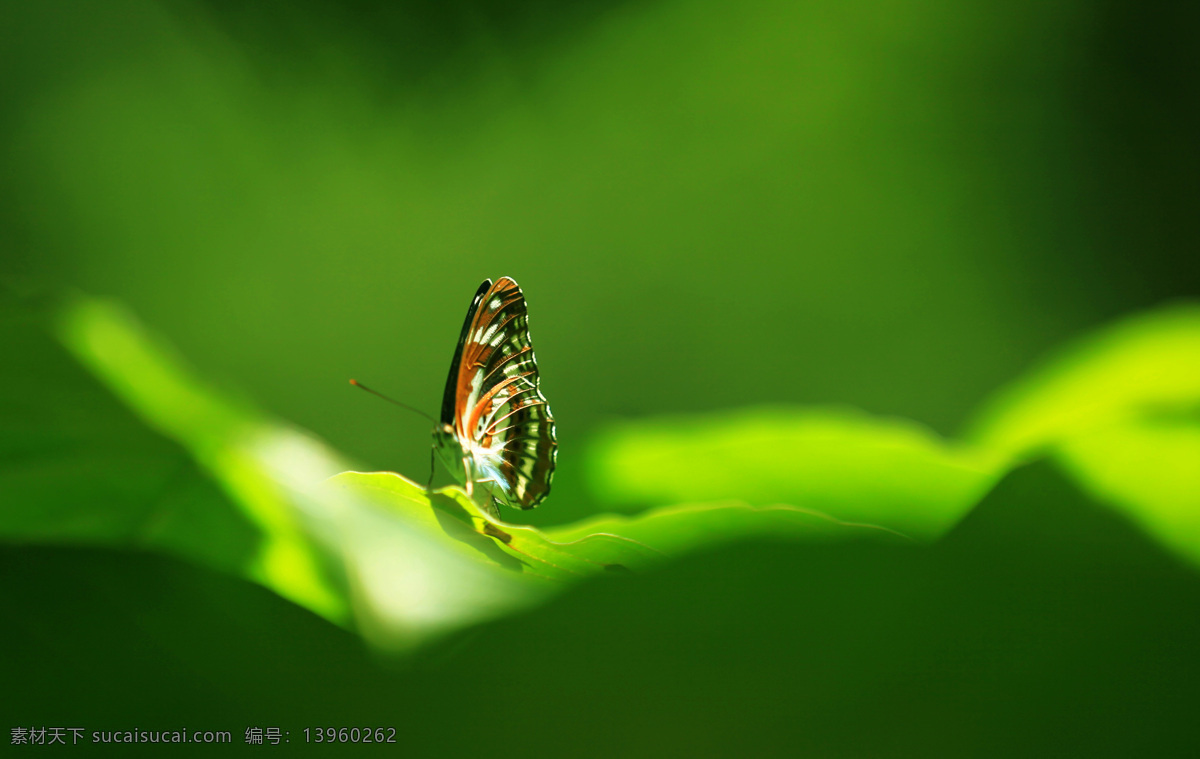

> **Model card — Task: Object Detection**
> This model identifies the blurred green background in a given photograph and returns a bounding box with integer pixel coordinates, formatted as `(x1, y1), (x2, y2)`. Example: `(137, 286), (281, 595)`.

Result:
(6, 0), (1196, 526)
(3, 0), (1199, 755)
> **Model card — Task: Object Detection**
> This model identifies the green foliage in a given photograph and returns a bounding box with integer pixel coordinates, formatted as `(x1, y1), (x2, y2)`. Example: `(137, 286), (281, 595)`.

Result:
(8, 459), (1200, 756)
(3, 294), (1198, 651)
(971, 304), (1200, 567)
(3, 1), (1196, 750)
(0, 298), (263, 576)
(57, 296), (350, 624)
(589, 304), (1200, 565)
(969, 304), (1200, 458)
(3, 295), (894, 651)
(586, 408), (999, 541)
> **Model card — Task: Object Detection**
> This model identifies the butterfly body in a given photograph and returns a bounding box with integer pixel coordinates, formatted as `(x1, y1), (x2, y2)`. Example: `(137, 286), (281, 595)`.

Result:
(434, 277), (556, 515)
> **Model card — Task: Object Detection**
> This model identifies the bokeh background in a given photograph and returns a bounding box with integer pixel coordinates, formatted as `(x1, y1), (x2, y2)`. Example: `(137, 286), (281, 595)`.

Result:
(3, 0), (1199, 755)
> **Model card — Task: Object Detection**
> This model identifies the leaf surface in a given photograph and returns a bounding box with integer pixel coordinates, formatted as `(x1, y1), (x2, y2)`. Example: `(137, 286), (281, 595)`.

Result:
(587, 407), (999, 540)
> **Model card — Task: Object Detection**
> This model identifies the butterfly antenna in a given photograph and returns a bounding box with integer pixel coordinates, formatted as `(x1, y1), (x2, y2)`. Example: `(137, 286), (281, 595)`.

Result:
(349, 379), (438, 424)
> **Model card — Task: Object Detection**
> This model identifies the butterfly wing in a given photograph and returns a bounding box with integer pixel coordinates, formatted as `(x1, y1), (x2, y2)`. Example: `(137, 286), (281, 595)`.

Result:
(441, 277), (556, 510)
(440, 279), (491, 428)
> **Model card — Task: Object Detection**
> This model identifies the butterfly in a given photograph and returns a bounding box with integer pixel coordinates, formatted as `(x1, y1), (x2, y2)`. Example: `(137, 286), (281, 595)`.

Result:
(431, 277), (557, 516)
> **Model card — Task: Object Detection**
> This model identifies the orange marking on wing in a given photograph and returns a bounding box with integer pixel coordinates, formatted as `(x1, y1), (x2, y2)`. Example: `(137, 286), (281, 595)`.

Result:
(466, 371), (536, 438)
(452, 280), (530, 436)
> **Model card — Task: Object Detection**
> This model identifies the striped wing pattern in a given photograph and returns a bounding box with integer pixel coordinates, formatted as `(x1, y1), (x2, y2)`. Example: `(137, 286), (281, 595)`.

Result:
(440, 277), (556, 511)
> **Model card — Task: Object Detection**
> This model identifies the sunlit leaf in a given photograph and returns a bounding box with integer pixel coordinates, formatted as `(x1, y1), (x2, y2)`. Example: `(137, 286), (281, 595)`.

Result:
(1055, 416), (1200, 567)
(57, 297), (350, 624)
(339, 469), (898, 567)
(331, 471), (897, 647)
(334, 470), (623, 584)
(18, 292), (1200, 651)
(50, 297), (557, 649)
(3, 295), (898, 651)
(0, 299), (264, 574)
(544, 500), (909, 552)
(586, 407), (1000, 540)
(963, 303), (1200, 566)
(969, 303), (1200, 459)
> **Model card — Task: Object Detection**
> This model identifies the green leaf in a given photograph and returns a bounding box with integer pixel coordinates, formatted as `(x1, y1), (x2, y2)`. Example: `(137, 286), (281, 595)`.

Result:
(1056, 416), (1200, 566)
(56, 296), (351, 625)
(4, 294), (890, 651)
(330, 471), (901, 648)
(968, 303), (1200, 459)
(544, 500), (909, 552)
(968, 302), (1200, 567)
(0, 298), (262, 576)
(49, 297), (558, 649)
(21, 292), (1199, 650)
(586, 407), (1000, 540)
(328, 469), (660, 586)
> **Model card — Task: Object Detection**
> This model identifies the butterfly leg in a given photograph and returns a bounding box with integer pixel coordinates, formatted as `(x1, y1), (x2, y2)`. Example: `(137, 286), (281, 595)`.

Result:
(425, 445), (437, 493)
(462, 456), (474, 497)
